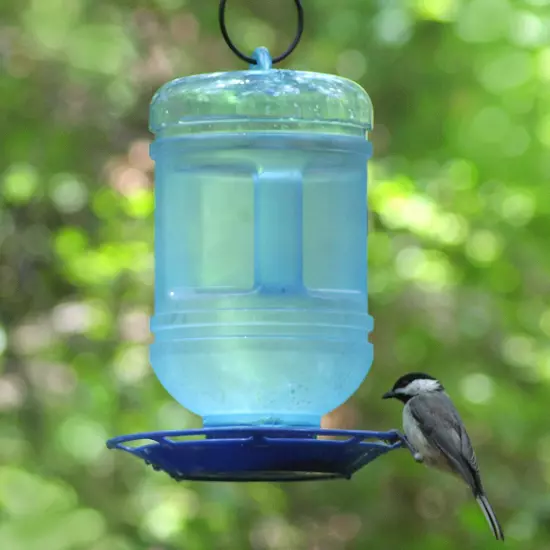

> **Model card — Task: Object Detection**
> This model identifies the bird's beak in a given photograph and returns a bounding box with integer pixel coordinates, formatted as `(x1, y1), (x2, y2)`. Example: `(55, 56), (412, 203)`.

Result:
(382, 390), (395, 400)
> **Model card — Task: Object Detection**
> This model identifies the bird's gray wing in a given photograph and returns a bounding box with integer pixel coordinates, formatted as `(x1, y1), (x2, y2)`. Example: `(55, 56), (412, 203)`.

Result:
(409, 392), (483, 494)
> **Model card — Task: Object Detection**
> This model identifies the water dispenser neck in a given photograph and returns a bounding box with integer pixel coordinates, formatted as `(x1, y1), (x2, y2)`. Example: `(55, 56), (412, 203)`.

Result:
(250, 47), (273, 71)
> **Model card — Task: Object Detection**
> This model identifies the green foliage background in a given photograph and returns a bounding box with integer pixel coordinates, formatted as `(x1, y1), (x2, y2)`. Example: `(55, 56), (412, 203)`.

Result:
(1, 0), (549, 548)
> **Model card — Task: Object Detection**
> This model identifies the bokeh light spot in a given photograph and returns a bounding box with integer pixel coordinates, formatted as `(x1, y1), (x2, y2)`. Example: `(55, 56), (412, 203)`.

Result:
(413, 0), (458, 22)
(501, 335), (536, 368)
(478, 50), (533, 92)
(460, 373), (494, 404)
(49, 174), (88, 214)
(336, 50), (367, 81)
(465, 230), (502, 264)
(2, 164), (40, 204)
(456, 0), (511, 43)
(374, 7), (413, 45)
(57, 417), (108, 464)
(469, 106), (511, 143)
(509, 11), (547, 47)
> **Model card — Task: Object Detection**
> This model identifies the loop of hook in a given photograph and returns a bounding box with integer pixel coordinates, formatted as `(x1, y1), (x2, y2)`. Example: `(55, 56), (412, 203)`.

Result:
(219, 0), (304, 65)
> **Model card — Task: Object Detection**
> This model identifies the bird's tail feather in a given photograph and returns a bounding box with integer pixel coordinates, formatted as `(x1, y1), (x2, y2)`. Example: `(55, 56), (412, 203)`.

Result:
(476, 494), (504, 541)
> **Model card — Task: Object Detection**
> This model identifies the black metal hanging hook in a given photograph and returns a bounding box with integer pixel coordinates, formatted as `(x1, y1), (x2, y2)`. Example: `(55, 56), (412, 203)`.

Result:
(218, 0), (304, 65)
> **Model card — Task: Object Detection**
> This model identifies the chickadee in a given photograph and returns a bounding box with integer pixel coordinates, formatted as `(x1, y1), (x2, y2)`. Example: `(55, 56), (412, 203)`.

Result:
(383, 372), (504, 541)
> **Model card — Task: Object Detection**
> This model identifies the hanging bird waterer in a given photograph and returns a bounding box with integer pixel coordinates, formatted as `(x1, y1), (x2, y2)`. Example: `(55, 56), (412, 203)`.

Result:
(107, 0), (403, 482)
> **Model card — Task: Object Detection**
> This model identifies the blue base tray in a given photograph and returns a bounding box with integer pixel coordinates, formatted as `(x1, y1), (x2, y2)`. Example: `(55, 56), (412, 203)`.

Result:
(106, 427), (404, 482)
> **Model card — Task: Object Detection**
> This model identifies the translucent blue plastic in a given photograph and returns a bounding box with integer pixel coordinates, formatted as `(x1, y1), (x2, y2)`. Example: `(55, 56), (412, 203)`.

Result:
(149, 49), (374, 428)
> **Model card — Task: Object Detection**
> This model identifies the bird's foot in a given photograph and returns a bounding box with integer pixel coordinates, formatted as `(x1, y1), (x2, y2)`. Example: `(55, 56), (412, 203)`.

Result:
(401, 436), (423, 463)
(386, 431), (424, 463)
(413, 452), (424, 463)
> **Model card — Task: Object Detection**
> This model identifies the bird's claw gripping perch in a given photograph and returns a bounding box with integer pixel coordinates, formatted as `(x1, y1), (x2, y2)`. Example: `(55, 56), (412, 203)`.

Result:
(387, 430), (424, 463)
(413, 452), (424, 463)
(403, 437), (424, 463)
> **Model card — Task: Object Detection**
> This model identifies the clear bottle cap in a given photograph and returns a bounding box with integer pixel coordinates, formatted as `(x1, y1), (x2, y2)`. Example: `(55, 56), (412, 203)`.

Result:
(150, 48), (373, 137)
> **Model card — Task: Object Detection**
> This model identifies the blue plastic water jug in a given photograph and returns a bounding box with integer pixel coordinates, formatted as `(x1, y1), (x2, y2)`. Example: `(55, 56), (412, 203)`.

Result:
(149, 51), (374, 428)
